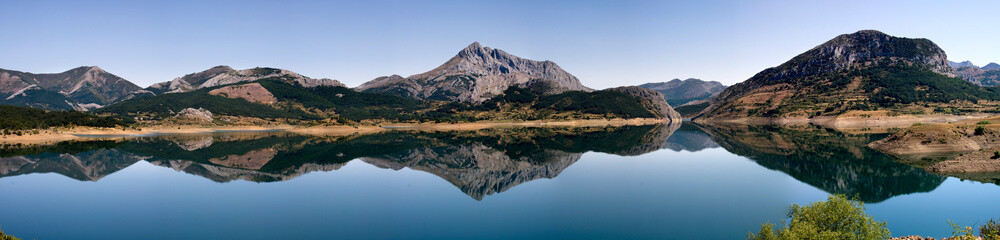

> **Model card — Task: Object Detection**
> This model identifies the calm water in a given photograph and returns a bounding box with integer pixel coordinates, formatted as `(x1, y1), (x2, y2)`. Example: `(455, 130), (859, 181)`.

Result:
(1, 123), (999, 239)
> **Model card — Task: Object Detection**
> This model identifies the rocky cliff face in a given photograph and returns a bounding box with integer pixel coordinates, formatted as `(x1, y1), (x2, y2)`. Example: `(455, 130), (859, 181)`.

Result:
(0, 66), (149, 110)
(356, 42), (591, 102)
(698, 30), (965, 120)
(638, 78), (726, 106)
(607, 86), (682, 121)
(147, 66), (345, 94)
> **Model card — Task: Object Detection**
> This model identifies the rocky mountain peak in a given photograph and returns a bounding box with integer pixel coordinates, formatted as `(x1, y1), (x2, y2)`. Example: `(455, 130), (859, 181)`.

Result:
(357, 42), (591, 102)
(147, 66), (344, 94)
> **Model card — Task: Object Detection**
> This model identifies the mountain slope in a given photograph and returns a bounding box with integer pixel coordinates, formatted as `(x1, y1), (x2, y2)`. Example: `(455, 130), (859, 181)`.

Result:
(0, 66), (148, 110)
(147, 66), (344, 94)
(638, 78), (726, 106)
(698, 30), (1000, 120)
(356, 42), (591, 102)
(984, 63), (1000, 70)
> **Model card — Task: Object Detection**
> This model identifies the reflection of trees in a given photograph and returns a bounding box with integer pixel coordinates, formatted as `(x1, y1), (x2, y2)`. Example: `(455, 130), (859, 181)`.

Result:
(697, 123), (946, 203)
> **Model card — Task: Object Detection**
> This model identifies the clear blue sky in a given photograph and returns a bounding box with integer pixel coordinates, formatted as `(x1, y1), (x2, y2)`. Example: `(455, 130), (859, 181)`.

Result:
(2, 0), (998, 89)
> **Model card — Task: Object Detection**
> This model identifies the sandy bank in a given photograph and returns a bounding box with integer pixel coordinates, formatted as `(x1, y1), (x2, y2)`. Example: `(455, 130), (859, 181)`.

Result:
(695, 112), (991, 133)
(0, 118), (671, 146)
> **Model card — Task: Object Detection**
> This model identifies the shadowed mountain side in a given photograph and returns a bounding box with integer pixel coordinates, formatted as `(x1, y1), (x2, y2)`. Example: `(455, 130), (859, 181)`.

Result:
(696, 123), (945, 203)
(663, 123), (720, 152)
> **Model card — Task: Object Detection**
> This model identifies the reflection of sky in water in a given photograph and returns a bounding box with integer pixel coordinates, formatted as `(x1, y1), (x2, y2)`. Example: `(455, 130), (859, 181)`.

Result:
(1, 129), (1000, 239)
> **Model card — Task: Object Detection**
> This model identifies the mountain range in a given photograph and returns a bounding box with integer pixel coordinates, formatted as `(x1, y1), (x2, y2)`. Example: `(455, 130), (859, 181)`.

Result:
(952, 60), (1000, 86)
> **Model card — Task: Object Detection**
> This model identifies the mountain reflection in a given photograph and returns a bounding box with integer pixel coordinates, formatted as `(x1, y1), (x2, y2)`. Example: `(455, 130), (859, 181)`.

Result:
(0, 123), (952, 202)
(695, 123), (946, 203)
(0, 124), (679, 200)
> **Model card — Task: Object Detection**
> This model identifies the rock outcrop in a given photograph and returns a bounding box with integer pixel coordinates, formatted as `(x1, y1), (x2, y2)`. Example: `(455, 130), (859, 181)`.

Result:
(147, 66), (344, 94)
(0, 66), (149, 110)
(356, 42), (591, 102)
(174, 108), (213, 122)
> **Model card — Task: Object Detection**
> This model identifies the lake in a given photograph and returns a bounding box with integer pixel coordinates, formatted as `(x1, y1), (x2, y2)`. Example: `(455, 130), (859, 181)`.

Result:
(1, 123), (999, 239)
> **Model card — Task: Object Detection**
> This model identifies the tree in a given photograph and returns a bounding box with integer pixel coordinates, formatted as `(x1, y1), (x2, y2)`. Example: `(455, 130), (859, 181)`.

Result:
(748, 194), (890, 240)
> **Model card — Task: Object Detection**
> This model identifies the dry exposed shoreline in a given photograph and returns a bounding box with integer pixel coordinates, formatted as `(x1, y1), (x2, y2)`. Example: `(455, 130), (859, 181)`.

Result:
(695, 111), (991, 133)
(0, 118), (670, 146)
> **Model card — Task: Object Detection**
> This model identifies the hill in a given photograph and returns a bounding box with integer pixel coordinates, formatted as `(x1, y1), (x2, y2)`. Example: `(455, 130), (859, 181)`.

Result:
(355, 42), (591, 102)
(697, 30), (1000, 121)
(638, 78), (726, 106)
(146, 66), (344, 94)
(0, 66), (149, 111)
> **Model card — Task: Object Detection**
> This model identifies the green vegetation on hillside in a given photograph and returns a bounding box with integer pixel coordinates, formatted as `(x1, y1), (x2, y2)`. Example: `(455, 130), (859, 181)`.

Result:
(256, 79), (433, 121)
(0, 105), (126, 131)
(0, 89), (75, 111)
(861, 65), (1000, 106)
(95, 85), (319, 120)
(674, 102), (709, 118)
(467, 86), (657, 119)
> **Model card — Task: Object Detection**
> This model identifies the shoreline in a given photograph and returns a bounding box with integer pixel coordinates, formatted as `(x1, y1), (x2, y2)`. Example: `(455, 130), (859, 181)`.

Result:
(0, 118), (671, 146)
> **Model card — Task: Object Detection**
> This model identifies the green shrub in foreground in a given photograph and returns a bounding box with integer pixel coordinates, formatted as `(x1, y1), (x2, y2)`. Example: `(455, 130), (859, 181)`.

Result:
(747, 194), (890, 240)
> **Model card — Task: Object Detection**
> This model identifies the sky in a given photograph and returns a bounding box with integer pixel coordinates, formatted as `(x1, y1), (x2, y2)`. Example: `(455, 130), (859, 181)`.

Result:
(1, 0), (999, 89)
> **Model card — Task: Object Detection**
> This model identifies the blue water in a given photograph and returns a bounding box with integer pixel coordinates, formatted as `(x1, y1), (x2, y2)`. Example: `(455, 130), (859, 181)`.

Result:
(0, 124), (998, 239)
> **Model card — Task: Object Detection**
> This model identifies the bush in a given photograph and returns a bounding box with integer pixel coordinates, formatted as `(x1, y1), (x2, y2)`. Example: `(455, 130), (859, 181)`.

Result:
(979, 121), (993, 125)
(0, 229), (21, 240)
(976, 126), (987, 136)
(992, 151), (1000, 160)
(981, 218), (1000, 239)
(747, 194), (890, 240)
(912, 123), (923, 127)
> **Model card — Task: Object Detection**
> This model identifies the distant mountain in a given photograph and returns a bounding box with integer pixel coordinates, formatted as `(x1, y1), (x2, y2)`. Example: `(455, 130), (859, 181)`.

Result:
(146, 66), (344, 94)
(698, 30), (997, 120)
(949, 60), (979, 69)
(356, 42), (591, 102)
(639, 78), (726, 106)
(954, 66), (1000, 86)
(0, 66), (149, 111)
(984, 62), (1000, 70)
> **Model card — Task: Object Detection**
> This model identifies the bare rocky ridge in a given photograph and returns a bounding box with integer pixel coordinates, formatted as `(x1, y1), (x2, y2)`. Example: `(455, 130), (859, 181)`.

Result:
(0, 66), (149, 110)
(356, 42), (592, 102)
(147, 66), (345, 94)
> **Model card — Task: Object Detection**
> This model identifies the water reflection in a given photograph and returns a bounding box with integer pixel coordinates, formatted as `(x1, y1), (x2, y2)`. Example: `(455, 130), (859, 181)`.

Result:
(0, 124), (681, 200)
(0, 122), (957, 202)
(695, 123), (946, 203)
